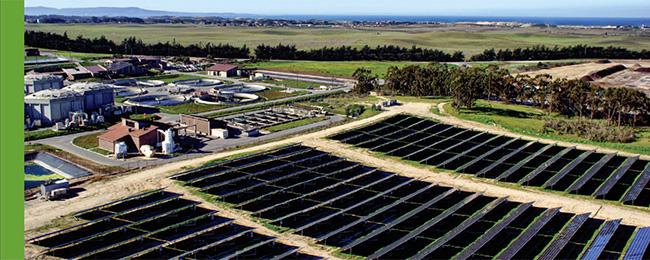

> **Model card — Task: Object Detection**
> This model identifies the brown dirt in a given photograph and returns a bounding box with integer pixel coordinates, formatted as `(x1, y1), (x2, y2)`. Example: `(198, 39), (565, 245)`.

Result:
(521, 60), (650, 96)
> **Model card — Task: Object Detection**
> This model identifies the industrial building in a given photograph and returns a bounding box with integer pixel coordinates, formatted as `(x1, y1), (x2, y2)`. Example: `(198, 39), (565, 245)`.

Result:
(206, 63), (238, 77)
(85, 65), (108, 78)
(24, 83), (115, 127)
(24, 89), (84, 127)
(24, 74), (64, 94)
(97, 119), (160, 154)
(64, 83), (115, 111)
(62, 67), (92, 81)
(179, 114), (229, 138)
(24, 48), (40, 56)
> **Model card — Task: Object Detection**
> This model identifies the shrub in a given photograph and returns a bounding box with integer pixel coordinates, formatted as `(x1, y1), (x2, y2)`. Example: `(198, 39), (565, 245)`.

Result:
(543, 119), (636, 143)
(345, 104), (366, 118)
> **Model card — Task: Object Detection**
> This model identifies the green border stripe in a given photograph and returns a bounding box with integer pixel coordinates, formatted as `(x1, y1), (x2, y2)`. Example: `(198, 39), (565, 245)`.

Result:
(1, 0), (24, 259)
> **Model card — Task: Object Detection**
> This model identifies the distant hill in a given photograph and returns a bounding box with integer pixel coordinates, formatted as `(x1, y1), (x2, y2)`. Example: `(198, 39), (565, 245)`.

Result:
(24, 6), (256, 18)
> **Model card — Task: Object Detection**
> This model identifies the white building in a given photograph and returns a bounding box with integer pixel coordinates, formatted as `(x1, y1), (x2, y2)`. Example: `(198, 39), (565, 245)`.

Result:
(24, 83), (115, 127)
(24, 89), (84, 127)
(24, 74), (65, 95)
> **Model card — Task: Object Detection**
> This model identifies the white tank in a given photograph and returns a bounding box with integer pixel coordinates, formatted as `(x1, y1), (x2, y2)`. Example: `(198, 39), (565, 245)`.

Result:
(161, 128), (175, 155)
(140, 145), (155, 158)
(115, 141), (128, 158)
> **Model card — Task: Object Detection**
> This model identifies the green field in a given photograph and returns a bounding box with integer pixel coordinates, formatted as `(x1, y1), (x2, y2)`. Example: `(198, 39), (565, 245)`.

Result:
(72, 132), (111, 155)
(257, 78), (332, 89)
(26, 24), (650, 56)
(48, 49), (113, 60)
(139, 74), (207, 83)
(158, 102), (230, 114)
(257, 87), (309, 101)
(263, 117), (327, 132)
(246, 60), (425, 77)
(443, 100), (650, 155)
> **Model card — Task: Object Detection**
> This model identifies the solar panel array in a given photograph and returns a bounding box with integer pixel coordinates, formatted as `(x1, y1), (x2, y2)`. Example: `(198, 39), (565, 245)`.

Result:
(28, 190), (317, 259)
(329, 114), (650, 207)
(172, 145), (650, 259)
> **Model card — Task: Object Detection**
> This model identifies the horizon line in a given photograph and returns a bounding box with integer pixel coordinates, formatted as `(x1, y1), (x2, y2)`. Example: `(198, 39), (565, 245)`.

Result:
(24, 6), (650, 19)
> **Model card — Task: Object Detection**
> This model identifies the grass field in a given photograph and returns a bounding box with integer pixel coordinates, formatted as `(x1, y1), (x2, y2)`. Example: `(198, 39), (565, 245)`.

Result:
(49, 49), (113, 60)
(158, 102), (230, 114)
(257, 78), (332, 89)
(139, 73), (207, 83)
(246, 60), (425, 77)
(257, 87), (309, 101)
(24, 125), (107, 141)
(72, 132), (111, 155)
(26, 24), (650, 56)
(24, 55), (49, 61)
(443, 100), (650, 155)
(263, 117), (328, 132)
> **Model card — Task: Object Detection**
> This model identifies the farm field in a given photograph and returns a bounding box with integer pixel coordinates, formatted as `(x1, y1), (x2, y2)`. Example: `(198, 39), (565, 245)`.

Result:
(25, 24), (650, 56)
(172, 144), (650, 259)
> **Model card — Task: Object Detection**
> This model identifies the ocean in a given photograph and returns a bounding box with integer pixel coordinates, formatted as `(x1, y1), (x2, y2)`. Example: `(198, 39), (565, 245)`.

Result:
(265, 15), (650, 27)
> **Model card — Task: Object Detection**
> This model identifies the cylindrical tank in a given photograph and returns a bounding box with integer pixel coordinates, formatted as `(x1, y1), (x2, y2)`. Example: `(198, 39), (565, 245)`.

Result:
(115, 141), (128, 157)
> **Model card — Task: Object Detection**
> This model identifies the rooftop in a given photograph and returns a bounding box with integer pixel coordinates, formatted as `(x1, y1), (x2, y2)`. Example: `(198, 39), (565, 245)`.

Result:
(24, 74), (64, 82)
(207, 63), (238, 72)
(98, 121), (159, 142)
(62, 67), (91, 75)
(25, 89), (81, 100)
(85, 65), (107, 74)
(64, 82), (114, 93)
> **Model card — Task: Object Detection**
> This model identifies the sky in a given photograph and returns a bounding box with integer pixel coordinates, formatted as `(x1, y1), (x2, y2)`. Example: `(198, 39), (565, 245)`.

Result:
(25, 0), (650, 18)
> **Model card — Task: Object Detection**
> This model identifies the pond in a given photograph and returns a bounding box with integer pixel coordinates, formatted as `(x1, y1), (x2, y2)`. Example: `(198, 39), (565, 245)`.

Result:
(24, 162), (64, 190)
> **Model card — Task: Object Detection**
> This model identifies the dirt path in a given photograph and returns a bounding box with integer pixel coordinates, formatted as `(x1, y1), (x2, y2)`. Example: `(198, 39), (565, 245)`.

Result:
(24, 102), (650, 258)
(304, 138), (650, 226)
(24, 105), (413, 259)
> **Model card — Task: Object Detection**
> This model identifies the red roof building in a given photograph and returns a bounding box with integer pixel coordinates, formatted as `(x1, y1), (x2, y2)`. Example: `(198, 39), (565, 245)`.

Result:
(206, 63), (238, 77)
(85, 65), (108, 78)
(97, 119), (159, 154)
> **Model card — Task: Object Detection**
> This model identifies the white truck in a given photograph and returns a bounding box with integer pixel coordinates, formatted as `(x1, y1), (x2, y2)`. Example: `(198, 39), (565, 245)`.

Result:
(40, 179), (69, 200)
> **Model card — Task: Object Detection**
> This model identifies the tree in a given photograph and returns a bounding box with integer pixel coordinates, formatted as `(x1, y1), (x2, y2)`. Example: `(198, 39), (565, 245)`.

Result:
(451, 67), (484, 109)
(345, 104), (366, 118)
(352, 67), (377, 95)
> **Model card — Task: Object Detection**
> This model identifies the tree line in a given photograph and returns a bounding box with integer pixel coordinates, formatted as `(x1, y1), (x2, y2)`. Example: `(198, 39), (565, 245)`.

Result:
(25, 30), (648, 62)
(470, 45), (650, 61)
(25, 31), (250, 58)
(25, 30), (462, 61)
(353, 64), (650, 126)
(254, 44), (464, 61)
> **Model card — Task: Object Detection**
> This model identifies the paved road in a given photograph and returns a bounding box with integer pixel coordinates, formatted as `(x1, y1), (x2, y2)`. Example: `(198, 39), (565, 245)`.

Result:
(193, 88), (347, 117)
(28, 130), (124, 166)
(29, 115), (345, 169)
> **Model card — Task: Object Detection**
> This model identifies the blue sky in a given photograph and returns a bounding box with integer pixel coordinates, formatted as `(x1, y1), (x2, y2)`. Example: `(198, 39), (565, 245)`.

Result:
(25, 0), (650, 17)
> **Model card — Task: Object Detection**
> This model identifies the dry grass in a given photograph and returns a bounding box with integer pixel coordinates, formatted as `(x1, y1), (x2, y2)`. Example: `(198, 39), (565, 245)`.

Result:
(26, 24), (650, 56)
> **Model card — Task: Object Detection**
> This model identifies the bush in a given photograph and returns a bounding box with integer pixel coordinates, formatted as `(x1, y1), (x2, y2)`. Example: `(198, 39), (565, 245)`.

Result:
(345, 104), (366, 118)
(543, 119), (636, 143)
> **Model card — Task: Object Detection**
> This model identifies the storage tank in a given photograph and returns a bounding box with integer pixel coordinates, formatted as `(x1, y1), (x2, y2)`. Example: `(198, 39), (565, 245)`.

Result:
(161, 128), (176, 155)
(115, 142), (128, 158)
